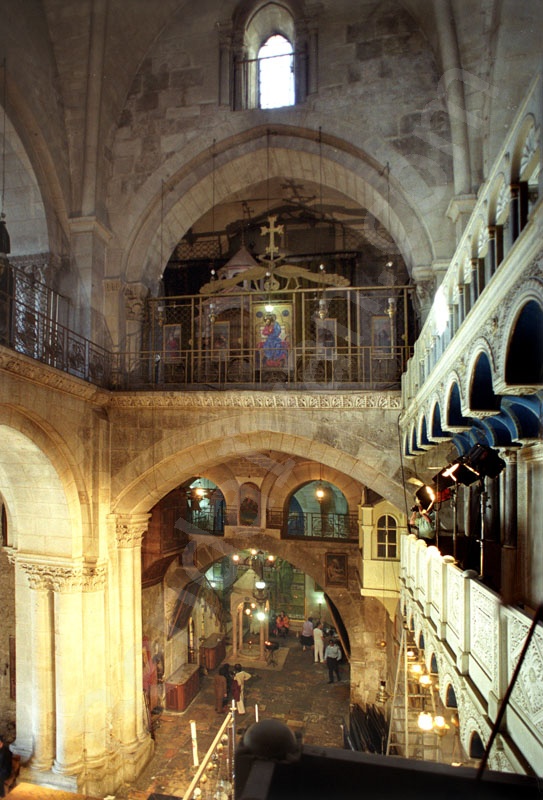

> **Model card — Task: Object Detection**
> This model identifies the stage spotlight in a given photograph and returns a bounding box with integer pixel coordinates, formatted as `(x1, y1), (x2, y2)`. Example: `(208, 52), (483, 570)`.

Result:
(434, 459), (480, 487)
(465, 443), (506, 479)
(415, 484), (435, 511)
(433, 445), (505, 490)
(432, 467), (456, 492)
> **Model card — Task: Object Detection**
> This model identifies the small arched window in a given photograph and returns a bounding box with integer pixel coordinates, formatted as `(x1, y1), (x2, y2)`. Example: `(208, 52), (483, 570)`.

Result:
(376, 514), (397, 559)
(226, 1), (314, 111)
(258, 34), (295, 109)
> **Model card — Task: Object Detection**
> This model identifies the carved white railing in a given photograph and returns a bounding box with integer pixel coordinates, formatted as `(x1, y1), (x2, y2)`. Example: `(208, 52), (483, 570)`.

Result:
(400, 534), (543, 776)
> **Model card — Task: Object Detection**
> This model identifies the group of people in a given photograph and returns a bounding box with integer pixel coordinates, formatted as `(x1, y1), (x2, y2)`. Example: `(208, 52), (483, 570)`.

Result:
(273, 611), (290, 638)
(213, 662), (252, 715)
(300, 617), (343, 683)
(211, 614), (344, 719)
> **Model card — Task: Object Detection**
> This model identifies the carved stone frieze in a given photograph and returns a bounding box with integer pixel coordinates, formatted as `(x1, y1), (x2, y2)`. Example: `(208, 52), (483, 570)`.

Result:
(470, 582), (497, 680)
(508, 613), (543, 722)
(123, 283), (149, 322)
(19, 560), (107, 592)
(446, 570), (462, 637)
(495, 176), (510, 223)
(0, 348), (108, 403)
(520, 123), (539, 177)
(108, 390), (402, 410)
(477, 224), (489, 256)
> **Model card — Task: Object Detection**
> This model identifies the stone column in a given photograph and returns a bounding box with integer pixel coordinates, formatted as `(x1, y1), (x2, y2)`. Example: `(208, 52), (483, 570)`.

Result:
(501, 449), (519, 605)
(469, 258), (479, 307)
(510, 184), (520, 242)
(307, 21), (319, 95)
(217, 22), (233, 107)
(69, 217), (112, 344)
(457, 285), (465, 327)
(22, 565), (56, 771)
(433, 0), (471, 196)
(123, 282), (149, 379)
(51, 567), (85, 775)
(116, 515), (150, 747)
(81, 565), (108, 773)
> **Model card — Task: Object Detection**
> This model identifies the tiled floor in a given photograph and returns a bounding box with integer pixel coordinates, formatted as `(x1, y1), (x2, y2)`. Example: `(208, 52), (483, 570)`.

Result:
(114, 636), (350, 799)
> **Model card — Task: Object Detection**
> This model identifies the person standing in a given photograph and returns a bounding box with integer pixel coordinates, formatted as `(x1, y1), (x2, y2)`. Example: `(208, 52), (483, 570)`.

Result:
(232, 664), (252, 715)
(0, 736), (13, 797)
(300, 617), (314, 652)
(313, 622), (324, 663)
(325, 639), (342, 683)
(214, 670), (228, 713)
(280, 611), (290, 637)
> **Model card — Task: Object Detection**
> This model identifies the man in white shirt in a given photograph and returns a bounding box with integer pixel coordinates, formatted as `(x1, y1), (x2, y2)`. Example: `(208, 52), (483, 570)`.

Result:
(313, 622), (324, 663)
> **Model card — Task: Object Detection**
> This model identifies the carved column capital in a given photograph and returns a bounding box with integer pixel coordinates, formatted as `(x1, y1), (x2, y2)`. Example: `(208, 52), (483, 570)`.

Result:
(19, 559), (107, 592)
(112, 513), (150, 547)
(123, 282), (149, 322)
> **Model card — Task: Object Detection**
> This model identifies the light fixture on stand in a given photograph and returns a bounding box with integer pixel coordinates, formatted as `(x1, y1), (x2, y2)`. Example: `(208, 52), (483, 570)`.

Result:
(433, 444), (505, 574)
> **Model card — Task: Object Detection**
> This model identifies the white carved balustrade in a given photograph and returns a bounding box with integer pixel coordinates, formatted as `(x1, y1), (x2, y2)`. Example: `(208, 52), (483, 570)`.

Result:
(400, 534), (543, 775)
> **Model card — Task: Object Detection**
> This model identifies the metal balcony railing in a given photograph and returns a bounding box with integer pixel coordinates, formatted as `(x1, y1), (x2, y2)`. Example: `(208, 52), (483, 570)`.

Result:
(267, 509), (359, 540)
(0, 267), (111, 387)
(1, 265), (415, 392)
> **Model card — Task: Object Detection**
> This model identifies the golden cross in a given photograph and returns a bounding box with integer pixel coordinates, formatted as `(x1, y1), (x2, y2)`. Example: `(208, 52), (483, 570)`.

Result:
(260, 214), (284, 262)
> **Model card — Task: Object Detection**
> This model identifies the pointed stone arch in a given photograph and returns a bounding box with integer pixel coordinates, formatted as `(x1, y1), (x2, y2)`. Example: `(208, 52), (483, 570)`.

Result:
(110, 409), (406, 515)
(0, 409), (87, 555)
(120, 127), (434, 287)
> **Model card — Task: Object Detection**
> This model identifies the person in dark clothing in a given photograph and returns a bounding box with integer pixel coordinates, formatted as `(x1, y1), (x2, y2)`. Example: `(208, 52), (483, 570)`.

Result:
(219, 662), (233, 702)
(324, 639), (342, 683)
(0, 736), (13, 797)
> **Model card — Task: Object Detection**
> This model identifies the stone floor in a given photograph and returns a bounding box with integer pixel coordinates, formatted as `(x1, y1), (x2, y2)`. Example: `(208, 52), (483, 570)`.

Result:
(114, 636), (350, 799)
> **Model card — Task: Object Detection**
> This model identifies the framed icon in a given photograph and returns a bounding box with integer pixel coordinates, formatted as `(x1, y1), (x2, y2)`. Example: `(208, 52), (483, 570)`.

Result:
(372, 315), (393, 358)
(254, 303), (292, 370)
(211, 321), (230, 361)
(163, 324), (182, 362)
(325, 553), (348, 587)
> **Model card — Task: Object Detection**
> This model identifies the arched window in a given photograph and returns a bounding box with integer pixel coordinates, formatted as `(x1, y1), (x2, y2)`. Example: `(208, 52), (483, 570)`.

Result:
(225, 1), (315, 110)
(258, 34), (295, 108)
(286, 481), (353, 539)
(376, 514), (397, 559)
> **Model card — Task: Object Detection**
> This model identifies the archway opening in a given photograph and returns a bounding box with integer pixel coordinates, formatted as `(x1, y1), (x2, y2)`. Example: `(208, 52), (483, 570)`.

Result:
(505, 300), (543, 385)
(286, 480), (352, 539)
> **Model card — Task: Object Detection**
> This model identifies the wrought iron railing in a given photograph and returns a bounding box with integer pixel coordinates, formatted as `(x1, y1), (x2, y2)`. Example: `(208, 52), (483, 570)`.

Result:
(112, 342), (409, 390)
(266, 509), (359, 540)
(1, 265), (415, 392)
(0, 265), (111, 387)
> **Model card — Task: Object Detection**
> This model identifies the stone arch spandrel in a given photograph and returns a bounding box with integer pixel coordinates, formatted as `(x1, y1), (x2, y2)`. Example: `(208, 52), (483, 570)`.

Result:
(265, 461), (362, 511)
(118, 128), (432, 286)
(0, 408), (88, 559)
(109, 402), (406, 515)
